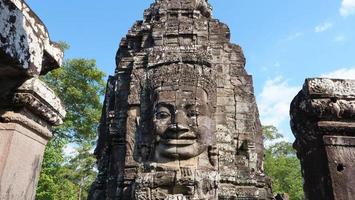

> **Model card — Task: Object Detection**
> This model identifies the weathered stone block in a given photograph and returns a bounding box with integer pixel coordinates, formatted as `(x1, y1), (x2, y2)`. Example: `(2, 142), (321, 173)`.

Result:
(0, 122), (48, 200)
(291, 78), (355, 200)
(0, 0), (62, 74)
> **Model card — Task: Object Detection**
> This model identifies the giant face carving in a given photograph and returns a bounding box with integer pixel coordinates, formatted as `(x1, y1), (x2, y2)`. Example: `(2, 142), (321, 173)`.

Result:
(152, 86), (215, 161)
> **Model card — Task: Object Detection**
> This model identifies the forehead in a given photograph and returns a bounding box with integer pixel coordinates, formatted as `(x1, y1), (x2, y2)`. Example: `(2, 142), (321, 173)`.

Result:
(153, 86), (208, 103)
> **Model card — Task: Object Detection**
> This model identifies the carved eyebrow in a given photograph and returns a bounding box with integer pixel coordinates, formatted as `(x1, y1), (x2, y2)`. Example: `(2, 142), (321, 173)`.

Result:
(154, 102), (175, 111)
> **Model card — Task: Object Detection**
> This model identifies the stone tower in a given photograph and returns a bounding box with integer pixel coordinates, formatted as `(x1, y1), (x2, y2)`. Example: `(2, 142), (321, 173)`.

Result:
(89, 0), (273, 199)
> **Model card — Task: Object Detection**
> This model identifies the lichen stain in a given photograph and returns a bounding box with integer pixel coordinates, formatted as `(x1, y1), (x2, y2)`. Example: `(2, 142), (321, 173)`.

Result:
(24, 155), (41, 199)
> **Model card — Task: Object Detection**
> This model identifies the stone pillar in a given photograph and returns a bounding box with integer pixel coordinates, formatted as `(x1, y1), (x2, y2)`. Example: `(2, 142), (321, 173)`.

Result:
(0, 0), (65, 199)
(290, 78), (355, 200)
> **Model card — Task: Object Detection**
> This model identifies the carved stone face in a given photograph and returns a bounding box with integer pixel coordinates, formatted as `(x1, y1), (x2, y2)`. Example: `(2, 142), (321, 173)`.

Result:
(152, 86), (215, 161)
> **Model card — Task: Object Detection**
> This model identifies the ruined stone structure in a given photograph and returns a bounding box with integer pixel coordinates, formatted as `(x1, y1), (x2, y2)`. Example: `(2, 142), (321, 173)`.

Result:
(0, 0), (65, 199)
(291, 78), (355, 200)
(89, 0), (272, 199)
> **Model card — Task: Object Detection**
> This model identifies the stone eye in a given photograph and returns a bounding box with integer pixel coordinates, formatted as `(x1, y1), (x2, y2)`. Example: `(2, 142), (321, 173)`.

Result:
(155, 111), (171, 119)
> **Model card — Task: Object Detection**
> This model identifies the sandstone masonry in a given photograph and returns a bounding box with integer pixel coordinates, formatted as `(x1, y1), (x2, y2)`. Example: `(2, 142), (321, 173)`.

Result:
(89, 0), (273, 199)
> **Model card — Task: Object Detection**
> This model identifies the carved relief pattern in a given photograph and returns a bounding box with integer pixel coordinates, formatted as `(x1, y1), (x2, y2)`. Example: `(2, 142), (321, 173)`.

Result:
(307, 78), (355, 98)
(11, 78), (66, 125)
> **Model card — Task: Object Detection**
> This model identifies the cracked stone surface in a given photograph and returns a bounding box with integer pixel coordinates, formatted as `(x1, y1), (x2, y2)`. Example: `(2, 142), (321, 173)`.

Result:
(0, 0), (63, 104)
(89, 0), (273, 199)
(0, 0), (62, 74)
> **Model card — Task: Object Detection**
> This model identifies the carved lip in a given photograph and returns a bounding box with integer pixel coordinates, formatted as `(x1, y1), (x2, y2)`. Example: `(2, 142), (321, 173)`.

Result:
(160, 139), (196, 146)
(161, 132), (197, 145)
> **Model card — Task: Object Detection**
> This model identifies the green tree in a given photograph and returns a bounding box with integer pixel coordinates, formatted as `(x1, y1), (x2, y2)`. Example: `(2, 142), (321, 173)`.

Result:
(65, 142), (98, 200)
(36, 58), (106, 200)
(43, 58), (106, 142)
(263, 125), (304, 200)
(35, 137), (77, 200)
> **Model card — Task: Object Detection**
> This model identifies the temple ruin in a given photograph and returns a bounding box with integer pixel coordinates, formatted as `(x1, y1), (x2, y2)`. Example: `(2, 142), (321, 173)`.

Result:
(89, 0), (273, 199)
(3, 0), (354, 200)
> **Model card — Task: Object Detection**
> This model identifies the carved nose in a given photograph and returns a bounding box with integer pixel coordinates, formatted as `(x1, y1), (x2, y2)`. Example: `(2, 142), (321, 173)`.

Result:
(169, 123), (189, 132)
(166, 123), (192, 139)
(173, 110), (189, 127)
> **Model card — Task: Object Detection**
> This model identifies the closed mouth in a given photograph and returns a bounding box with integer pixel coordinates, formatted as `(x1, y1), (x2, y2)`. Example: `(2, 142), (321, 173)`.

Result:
(160, 132), (197, 146)
(160, 139), (196, 146)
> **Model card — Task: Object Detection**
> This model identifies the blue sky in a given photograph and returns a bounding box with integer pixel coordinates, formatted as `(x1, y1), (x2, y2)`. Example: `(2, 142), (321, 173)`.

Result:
(26, 0), (355, 141)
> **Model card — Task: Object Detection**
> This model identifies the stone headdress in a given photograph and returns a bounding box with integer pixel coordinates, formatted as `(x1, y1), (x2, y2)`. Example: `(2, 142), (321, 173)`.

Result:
(145, 62), (217, 110)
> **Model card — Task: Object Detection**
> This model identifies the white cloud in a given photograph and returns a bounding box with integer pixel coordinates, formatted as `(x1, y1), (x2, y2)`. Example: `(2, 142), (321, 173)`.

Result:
(334, 35), (346, 42)
(257, 76), (300, 129)
(315, 22), (333, 33)
(285, 32), (304, 41)
(273, 62), (281, 68)
(258, 68), (355, 141)
(321, 67), (355, 79)
(340, 0), (355, 16)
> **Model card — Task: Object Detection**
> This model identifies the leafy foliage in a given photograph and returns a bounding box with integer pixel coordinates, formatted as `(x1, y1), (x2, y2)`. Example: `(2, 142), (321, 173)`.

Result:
(263, 125), (283, 141)
(263, 126), (304, 200)
(36, 137), (78, 200)
(42, 59), (105, 142)
(36, 58), (106, 200)
(65, 142), (98, 200)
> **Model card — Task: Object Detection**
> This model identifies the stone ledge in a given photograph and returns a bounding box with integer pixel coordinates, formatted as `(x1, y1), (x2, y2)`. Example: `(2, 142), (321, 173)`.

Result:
(13, 78), (66, 125)
(0, 0), (63, 75)
(305, 78), (355, 99)
(1, 110), (52, 140)
(292, 78), (355, 122)
(318, 121), (355, 131)
(323, 135), (355, 146)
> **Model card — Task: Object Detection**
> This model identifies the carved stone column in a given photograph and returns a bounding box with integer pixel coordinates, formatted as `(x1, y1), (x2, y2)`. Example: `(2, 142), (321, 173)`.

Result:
(290, 78), (355, 200)
(0, 0), (65, 199)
